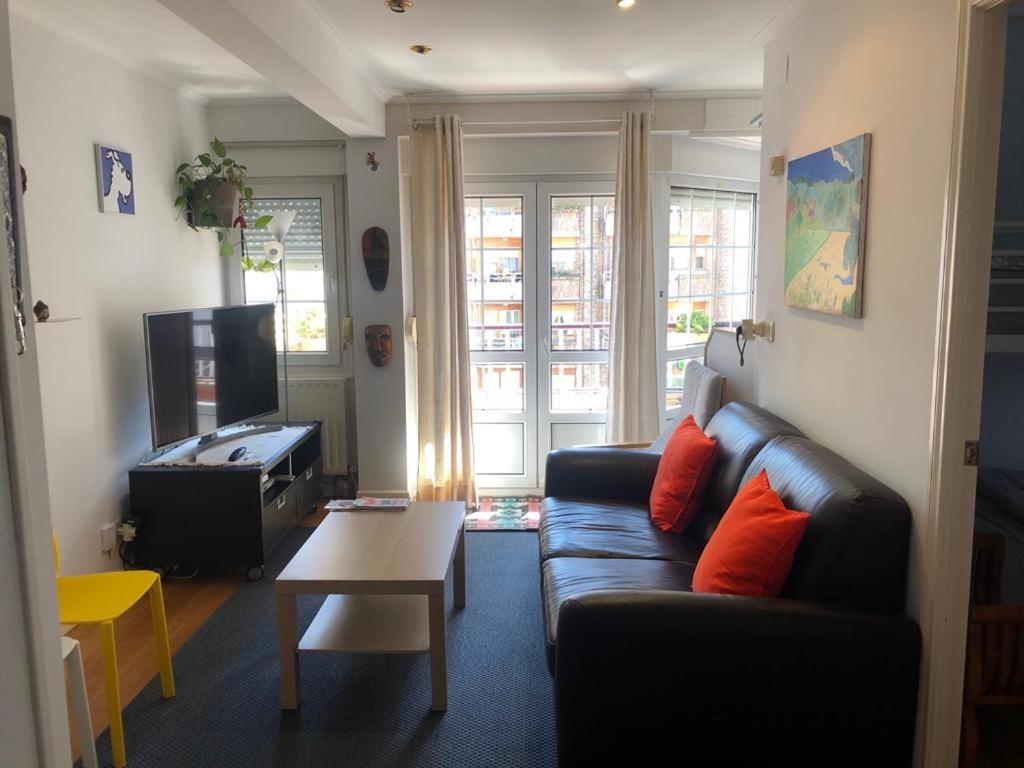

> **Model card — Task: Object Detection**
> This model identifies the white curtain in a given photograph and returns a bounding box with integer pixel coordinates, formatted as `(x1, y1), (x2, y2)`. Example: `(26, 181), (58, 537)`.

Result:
(410, 115), (476, 504)
(607, 111), (660, 443)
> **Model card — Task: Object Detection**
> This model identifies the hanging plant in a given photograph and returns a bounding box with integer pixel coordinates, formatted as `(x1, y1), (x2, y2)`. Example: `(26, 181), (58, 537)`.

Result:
(173, 137), (272, 256)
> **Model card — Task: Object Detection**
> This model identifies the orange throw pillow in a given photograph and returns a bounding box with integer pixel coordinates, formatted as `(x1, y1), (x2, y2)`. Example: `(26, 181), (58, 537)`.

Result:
(692, 469), (810, 597)
(649, 415), (718, 533)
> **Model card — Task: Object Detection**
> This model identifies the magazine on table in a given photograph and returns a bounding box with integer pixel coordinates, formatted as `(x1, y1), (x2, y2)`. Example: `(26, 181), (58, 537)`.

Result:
(326, 497), (411, 512)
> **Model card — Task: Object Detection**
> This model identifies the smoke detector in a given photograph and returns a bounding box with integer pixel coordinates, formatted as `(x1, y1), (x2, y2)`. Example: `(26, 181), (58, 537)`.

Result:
(385, 0), (413, 12)
(410, 44), (433, 55)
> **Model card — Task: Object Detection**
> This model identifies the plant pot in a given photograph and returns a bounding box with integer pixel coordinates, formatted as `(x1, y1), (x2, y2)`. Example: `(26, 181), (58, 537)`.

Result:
(188, 179), (241, 228)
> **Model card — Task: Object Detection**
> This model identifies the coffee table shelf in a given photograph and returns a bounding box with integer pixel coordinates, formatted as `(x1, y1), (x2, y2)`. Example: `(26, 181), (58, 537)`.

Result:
(298, 594), (430, 654)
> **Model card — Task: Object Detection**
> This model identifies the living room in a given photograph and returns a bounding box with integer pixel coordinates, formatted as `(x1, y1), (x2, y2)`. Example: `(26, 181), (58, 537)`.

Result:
(0, 0), (1016, 766)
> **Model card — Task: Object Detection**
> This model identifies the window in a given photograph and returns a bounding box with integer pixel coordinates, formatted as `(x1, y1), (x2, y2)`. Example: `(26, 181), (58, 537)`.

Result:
(241, 183), (340, 365)
(549, 196), (614, 352)
(465, 197), (524, 351)
(665, 188), (756, 410)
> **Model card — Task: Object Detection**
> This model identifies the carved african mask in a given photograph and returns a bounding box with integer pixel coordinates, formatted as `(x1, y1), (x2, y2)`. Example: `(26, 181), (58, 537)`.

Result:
(365, 324), (393, 367)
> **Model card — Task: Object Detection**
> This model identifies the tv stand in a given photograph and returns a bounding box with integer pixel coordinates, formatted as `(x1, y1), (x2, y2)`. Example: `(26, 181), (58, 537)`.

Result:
(128, 422), (322, 580)
(193, 424), (283, 460)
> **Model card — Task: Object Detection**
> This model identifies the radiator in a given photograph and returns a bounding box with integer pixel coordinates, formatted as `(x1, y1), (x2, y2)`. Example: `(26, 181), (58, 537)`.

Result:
(278, 377), (351, 475)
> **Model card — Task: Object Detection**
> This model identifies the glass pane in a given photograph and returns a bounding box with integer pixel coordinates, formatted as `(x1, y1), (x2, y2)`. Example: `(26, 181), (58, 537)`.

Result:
(483, 197), (522, 241)
(465, 198), (483, 250)
(465, 196), (523, 352)
(592, 198), (615, 250)
(550, 196), (614, 352)
(551, 197), (590, 248)
(285, 301), (327, 353)
(667, 298), (711, 349)
(550, 363), (608, 413)
(483, 250), (522, 302)
(285, 261), (324, 302)
(471, 363), (525, 411)
(244, 270), (277, 304)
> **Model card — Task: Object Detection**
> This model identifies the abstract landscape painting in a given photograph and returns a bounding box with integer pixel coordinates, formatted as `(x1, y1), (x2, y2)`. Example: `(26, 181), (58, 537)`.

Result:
(784, 133), (871, 317)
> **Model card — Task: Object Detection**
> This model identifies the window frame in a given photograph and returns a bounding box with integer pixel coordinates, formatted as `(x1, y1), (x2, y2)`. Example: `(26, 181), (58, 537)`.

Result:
(233, 179), (343, 367)
(655, 174), (758, 421)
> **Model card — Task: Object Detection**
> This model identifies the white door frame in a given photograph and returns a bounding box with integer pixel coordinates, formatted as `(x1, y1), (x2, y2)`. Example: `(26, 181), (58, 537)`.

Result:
(537, 181), (616, 481)
(464, 182), (539, 490)
(0, 87), (72, 767)
(922, 0), (1011, 764)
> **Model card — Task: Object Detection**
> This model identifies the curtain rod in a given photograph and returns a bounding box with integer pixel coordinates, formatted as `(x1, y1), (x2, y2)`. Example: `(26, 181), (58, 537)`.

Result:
(410, 117), (624, 128)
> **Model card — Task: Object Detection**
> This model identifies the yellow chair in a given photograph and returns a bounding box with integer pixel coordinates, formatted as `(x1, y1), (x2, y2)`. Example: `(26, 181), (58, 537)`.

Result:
(53, 532), (175, 768)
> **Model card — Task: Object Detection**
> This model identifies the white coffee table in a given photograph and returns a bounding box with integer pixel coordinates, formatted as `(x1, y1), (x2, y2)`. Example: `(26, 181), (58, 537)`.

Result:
(275, 501), (466, 712)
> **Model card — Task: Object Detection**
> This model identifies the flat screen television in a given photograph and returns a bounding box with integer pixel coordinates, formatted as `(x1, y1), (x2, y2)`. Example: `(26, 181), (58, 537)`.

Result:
(144, 304), (279, 449)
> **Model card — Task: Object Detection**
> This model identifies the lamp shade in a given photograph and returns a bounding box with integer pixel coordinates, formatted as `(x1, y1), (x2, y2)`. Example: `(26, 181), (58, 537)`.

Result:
(263, 240), (284, 264)
(266, 210), (297, 241)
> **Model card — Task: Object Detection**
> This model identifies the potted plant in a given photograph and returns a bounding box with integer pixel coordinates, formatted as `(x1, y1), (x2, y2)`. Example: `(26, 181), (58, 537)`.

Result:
(174, 138), (271, 256)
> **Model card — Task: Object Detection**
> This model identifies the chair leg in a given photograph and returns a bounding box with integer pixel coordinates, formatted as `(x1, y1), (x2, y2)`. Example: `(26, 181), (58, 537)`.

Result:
(100, 621), (126, 768)
(148, 579), (175, 699)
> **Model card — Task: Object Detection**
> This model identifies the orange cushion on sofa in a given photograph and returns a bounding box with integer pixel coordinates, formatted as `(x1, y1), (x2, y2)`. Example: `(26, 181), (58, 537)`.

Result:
(692, 469), (810, 597)
(649, 415), (718, 534)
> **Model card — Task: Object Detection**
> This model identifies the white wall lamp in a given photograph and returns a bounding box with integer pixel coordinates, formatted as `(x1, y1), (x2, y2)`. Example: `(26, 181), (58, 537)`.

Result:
(735, 318), (775, 367)
(262, 210), (298, 421)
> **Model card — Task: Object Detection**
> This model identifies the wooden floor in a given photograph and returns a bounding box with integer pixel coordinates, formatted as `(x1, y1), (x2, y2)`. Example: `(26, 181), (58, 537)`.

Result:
(66, 502), (329, 759)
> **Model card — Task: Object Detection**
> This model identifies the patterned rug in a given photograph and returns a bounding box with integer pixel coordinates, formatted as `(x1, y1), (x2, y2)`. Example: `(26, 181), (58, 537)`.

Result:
(465, 496), (541, 531)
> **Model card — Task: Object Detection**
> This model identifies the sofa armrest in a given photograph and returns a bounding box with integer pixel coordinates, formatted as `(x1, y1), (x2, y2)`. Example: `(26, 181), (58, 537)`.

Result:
(544, 447), (661, 507)
(555, 590), (921, 767)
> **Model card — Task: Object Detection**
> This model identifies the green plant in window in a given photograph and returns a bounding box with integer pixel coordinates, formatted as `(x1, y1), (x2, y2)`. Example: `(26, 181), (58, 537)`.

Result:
(173, 137), (272, 257)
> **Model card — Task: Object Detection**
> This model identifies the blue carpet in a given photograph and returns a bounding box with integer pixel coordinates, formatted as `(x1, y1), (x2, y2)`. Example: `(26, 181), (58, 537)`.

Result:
(88, 530), (555, 767)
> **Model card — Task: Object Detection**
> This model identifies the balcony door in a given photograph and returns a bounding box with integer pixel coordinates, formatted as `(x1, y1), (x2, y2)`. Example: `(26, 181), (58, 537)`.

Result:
(465, 184), (538, 489)
(465, 181), (614, 491)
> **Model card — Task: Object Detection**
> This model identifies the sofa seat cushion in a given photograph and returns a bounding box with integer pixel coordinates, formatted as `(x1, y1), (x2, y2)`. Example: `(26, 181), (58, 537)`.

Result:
(542, 556), (695, 672)
(540, 497), (701, 563)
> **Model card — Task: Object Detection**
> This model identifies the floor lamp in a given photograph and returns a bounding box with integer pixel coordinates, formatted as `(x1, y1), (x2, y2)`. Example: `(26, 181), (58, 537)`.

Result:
(262, 210), (297, 423)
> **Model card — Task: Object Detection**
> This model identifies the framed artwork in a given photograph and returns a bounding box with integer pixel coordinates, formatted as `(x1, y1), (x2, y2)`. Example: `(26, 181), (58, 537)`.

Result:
(784, 133), (871, 318)
(0, 114), (26, 353)
(95, 143), (135, 214)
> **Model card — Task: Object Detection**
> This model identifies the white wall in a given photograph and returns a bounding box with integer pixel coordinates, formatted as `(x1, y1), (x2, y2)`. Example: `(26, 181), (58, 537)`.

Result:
(752, 0), (958, 762)
(13, 15), (224, 575)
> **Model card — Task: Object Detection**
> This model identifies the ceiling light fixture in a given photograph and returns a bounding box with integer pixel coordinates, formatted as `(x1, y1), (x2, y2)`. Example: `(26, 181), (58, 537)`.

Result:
(385, 0), (413, 12)
(410, 44), (433, 54)
(613, 0), (636, 7)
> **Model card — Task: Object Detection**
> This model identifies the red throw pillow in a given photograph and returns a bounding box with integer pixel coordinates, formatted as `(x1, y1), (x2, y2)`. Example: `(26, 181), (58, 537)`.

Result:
(649, 415), (718, 533)
(692, 469), (810, 597)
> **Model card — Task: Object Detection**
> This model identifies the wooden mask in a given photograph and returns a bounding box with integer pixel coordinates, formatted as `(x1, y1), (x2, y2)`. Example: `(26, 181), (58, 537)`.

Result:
(361, 226), (390, 291)
(364, 324), (393, 367)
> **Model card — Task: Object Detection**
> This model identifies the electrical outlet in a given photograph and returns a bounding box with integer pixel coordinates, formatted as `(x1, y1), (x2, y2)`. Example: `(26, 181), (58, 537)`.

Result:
(100, 522), (117, 554)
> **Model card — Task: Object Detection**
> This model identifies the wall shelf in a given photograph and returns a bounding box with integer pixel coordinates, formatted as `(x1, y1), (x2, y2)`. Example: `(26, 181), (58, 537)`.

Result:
(34, 317), (82, 324)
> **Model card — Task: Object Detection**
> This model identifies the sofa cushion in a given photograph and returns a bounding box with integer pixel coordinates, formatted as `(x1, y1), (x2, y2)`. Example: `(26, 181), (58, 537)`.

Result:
(688, 402), (804, 548)
(540, 497), (701, 563)
(692, 469), (810, 597)
(743, 435), (911, 613)
(649, 415), (718, 533)
(542, 556), (695, 670)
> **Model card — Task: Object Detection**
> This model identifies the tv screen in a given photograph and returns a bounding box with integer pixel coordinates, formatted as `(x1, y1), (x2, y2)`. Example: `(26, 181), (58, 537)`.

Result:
(144, 304), (278, 449)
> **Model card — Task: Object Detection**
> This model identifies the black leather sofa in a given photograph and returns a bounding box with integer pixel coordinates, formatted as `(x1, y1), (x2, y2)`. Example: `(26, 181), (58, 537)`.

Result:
(540, 402), (921, 767)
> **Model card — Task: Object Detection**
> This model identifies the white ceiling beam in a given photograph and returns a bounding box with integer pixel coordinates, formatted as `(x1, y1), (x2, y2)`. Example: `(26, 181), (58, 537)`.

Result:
(155, 0), (387, 137)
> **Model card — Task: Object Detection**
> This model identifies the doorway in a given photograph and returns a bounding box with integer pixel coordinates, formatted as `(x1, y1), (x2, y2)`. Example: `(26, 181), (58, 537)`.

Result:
(465, 181), (615, 492)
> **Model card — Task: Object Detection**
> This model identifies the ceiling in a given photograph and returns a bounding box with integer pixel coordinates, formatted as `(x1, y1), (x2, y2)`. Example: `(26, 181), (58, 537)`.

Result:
(311, 0), (795, 98)
(12, 0), (283, 101)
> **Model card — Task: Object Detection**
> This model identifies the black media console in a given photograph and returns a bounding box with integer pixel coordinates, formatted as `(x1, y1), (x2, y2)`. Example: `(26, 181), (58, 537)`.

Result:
(128, 422), (322, 581)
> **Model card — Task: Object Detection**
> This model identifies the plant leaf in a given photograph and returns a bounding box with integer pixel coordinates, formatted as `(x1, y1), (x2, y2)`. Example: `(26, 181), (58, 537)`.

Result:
(212, 138), (227, 158)
(253, 214), (273, 230)
(219, 240), (233, 257)
(174, 163), (189, 175)
(198, 153), (212, 167)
